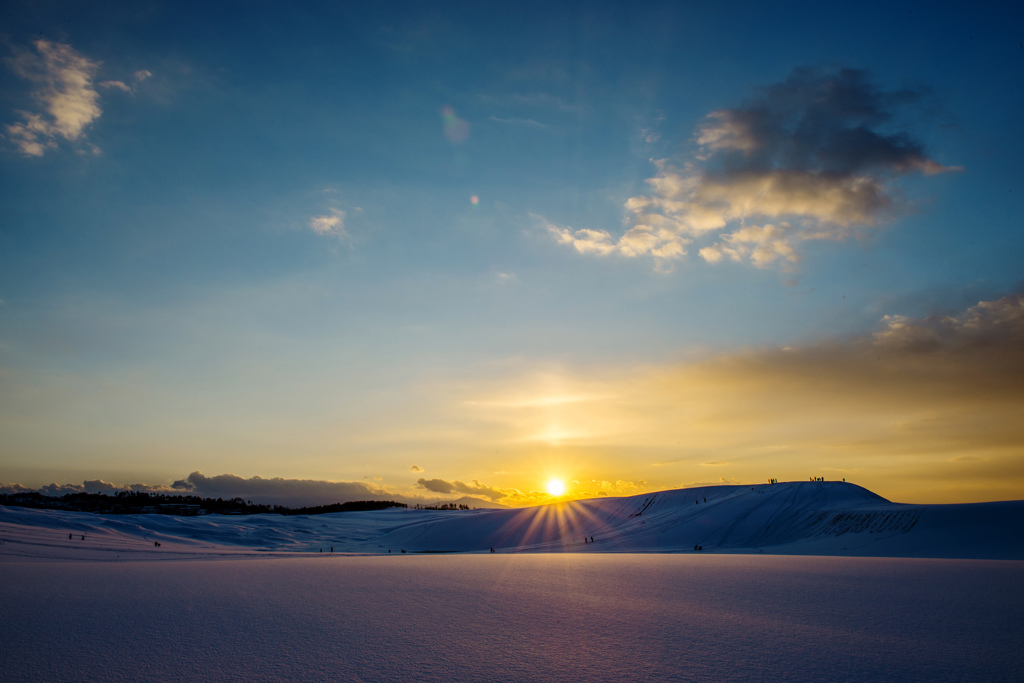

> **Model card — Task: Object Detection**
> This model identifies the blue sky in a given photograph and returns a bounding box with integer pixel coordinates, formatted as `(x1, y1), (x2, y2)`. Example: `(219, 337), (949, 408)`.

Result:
(1, 1), (1023, 505)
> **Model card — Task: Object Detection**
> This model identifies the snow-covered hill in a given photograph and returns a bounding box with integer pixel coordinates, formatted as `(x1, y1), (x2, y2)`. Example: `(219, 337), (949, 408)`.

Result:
(373, 481), (1023, 559)
(2, 481), (1021, 560)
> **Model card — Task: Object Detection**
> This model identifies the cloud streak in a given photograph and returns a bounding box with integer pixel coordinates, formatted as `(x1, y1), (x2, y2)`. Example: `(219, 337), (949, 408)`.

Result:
(98, 69), (152, 95)
(549, 66), (959, 269)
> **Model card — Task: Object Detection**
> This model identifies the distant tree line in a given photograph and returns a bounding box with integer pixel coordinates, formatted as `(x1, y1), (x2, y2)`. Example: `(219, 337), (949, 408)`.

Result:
(414, 502), (471, 510)
(0, 490), (407, 516)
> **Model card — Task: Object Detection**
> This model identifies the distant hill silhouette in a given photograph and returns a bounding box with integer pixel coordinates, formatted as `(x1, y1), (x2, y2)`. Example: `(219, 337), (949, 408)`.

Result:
(0, 490), (406, 516)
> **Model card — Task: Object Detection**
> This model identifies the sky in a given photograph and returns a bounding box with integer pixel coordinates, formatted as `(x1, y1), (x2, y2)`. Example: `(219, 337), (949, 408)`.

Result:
(1, 0), (1022, 507)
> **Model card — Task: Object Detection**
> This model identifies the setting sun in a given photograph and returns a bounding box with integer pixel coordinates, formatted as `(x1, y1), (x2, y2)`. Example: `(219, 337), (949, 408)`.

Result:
(546, 478), (566, 497)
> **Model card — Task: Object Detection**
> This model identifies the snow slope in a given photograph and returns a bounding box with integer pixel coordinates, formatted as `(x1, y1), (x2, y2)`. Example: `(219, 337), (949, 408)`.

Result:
(377, 481), (1024, 559)
(1, 481), (1021, 560)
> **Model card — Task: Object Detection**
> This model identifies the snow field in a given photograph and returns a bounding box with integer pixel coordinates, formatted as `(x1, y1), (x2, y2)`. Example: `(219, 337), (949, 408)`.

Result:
(2, 554), (1021, 682)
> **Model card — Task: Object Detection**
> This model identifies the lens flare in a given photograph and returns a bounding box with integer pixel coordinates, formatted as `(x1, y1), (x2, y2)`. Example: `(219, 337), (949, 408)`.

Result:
(470, 195), (480, 205)
(441, 105), (469, 144)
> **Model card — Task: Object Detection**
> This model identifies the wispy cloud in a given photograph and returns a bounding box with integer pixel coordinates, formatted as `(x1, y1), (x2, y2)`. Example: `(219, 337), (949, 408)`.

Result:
(4, 40), (103, 156)
(99, 80), (131, 93)
(490, 115), (549, 128)
(98, 69), (152, 95)
(548, 66), (960, 270)
(309, 209), (347, 239)
(541, 212), (686, 271)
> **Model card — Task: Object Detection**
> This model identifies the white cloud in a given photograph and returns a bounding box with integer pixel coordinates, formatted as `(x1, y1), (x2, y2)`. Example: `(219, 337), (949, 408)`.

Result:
(548, 223), (616, 256)
(537, 213), (688, 270)
(309, 209), (347, 239)
(4, 40), (102, 156)
(699, 223), (799, 269)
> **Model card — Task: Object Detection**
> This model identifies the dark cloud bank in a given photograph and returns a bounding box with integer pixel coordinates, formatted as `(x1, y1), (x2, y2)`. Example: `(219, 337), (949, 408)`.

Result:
(0, 472), (389, 508)
(2, 472), (515, 509)
(415, 477), (508, 501)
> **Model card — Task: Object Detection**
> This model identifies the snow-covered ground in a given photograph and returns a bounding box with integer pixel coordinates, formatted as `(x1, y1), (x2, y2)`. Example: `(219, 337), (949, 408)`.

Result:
(2, 482), (1022, 682)
(2, 554), (1022, 682)
(2, 481), (1021, 560)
